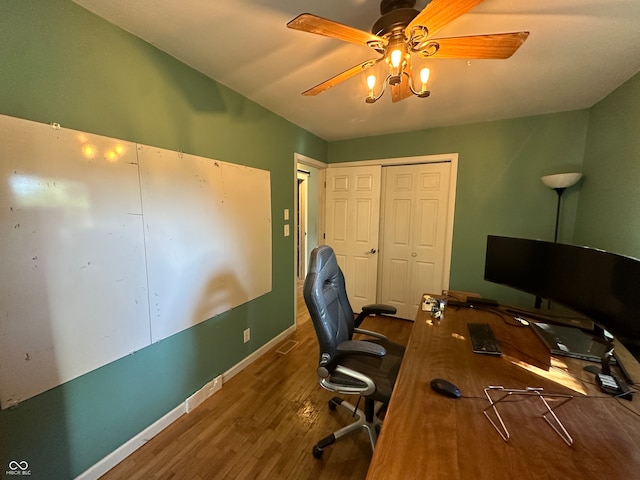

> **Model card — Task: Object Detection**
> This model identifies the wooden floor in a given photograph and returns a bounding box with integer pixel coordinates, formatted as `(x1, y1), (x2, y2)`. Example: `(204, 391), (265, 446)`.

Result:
(100, 285), (412, 480)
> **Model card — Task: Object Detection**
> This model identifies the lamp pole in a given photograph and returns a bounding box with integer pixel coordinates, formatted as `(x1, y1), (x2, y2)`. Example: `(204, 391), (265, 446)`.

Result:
(536, 173), (583, 309)
(552, 187), (566, 243)
(534, 187), (567, 308)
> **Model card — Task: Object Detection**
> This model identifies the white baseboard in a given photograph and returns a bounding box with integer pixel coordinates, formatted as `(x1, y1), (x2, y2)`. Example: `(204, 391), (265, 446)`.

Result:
(75, 403), (185, 480)
(76, 324), (296, 479)
(186, 375), (222, 413)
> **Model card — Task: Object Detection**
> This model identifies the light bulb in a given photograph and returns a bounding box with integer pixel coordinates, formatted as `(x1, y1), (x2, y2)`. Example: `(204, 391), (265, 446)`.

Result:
(367, 75), (376, 90)
(391, 49), (402, 68)
(366, 74), (377, 102)
(420, 67), (430, 92)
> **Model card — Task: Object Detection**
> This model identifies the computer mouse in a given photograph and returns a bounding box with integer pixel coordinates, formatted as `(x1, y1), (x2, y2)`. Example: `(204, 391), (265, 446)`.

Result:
(430, 378), (461, 399)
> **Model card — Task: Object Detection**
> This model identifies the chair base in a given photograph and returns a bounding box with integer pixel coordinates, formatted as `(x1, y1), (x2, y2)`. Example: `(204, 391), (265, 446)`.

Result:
(312, 396), (384, 458)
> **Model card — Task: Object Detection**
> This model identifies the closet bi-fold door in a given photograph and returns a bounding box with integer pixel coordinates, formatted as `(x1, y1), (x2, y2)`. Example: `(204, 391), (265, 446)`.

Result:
(379, 163), (451, 320)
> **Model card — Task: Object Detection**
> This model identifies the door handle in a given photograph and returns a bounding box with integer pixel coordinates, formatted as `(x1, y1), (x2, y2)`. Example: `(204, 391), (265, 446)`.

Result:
(368, 248), (377, 254)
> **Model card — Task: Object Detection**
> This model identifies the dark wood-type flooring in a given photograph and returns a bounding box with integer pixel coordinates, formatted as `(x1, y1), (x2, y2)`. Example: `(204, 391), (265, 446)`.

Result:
(100, 285), (412, 479)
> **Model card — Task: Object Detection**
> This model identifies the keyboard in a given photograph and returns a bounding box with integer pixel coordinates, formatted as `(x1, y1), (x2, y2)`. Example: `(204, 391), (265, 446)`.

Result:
(467, 323), (502, 356)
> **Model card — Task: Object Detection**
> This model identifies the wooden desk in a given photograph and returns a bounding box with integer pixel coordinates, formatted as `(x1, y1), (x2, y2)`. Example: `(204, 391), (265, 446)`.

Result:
(367, 300), (640, 479)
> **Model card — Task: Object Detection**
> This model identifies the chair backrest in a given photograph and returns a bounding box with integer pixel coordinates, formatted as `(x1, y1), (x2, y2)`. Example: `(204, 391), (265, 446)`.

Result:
(303, 245), (355, 361)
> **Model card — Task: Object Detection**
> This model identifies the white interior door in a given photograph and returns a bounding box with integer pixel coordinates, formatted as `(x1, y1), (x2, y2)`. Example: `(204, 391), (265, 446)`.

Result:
(379, 163), (452, 320)
(325, 165), (382, 312)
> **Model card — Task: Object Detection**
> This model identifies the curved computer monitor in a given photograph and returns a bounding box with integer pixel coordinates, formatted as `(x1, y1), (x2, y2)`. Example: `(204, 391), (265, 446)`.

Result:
(484, 235), (640, 347)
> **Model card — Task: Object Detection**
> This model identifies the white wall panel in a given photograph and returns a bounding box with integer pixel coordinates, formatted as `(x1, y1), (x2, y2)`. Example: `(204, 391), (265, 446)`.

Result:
(0, 114), (272, 408)
(0, 115), (149, 408)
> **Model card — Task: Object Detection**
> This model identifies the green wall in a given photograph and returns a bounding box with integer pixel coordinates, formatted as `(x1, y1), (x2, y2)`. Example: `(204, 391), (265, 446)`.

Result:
(574, 72), (640, 257)
(328, 111), (589, 305)
(3, 0), (639, 477)
(0, 1), (325, 478)
(328, 68), (640, 309)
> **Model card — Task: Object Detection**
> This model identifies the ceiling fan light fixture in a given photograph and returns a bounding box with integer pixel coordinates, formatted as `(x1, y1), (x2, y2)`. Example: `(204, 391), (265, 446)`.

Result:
(402, 66), (430, 98)
(288, 0), (529, 104)
(366, 48), (431, 103)
(366, 72), (392, 103)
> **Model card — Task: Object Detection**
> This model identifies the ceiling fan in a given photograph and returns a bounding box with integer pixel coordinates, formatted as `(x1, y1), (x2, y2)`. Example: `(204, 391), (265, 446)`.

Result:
(287, 0), (529, 103)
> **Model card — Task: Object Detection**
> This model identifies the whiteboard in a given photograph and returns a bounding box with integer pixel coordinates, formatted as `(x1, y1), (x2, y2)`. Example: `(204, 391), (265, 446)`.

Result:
(138, 146), (272, 341)
(0, 115), (272, 408)
(218, 162), (272, 311)
(0, 115), (150, 408)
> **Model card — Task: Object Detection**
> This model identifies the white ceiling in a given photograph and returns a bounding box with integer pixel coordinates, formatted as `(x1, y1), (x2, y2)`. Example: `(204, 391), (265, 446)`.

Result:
(73, 0), (640, 142)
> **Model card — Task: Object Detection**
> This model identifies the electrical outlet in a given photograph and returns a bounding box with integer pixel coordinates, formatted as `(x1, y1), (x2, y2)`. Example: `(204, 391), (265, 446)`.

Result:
(243, 328), (250, 343)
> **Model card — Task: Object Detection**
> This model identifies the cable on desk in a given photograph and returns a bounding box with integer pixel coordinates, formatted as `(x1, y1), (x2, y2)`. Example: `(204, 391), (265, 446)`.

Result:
(570, 393), (640, 418)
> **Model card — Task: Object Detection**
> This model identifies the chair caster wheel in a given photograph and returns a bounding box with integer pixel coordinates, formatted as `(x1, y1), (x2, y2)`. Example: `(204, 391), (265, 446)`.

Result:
(328, 399), (339, 410)
(312, 445), (324, 458)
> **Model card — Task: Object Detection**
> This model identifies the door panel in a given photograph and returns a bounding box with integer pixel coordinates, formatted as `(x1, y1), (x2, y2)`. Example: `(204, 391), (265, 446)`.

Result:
(417, 199), (438, 246)
(355, 199), (373, 242)
(353, 255), (372, 301)
(413, 261), (436, 309)
(325, 165), (381, 311)
(380, 163), (451, 319)
(332, 199), (348, 241)
(391, 199), (412, 245)
(389, 259), (409, 303)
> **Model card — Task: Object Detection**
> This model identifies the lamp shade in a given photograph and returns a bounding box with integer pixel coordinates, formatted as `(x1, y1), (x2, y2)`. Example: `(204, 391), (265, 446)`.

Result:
(541, 173), (582, 189)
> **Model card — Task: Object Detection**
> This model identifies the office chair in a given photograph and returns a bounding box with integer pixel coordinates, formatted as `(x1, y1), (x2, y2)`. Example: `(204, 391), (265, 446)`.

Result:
(303, 245), (405, 458)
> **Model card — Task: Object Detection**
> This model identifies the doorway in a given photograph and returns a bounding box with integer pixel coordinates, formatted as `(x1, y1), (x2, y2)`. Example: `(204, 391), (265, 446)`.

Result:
(294, 154), (327, 317)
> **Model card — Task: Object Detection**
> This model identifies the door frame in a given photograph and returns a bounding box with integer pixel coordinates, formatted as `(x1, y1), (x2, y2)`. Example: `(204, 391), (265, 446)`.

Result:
(293, 153), (327, 328)
(327, 153), (458, 300)
(297, 170), (309, 280)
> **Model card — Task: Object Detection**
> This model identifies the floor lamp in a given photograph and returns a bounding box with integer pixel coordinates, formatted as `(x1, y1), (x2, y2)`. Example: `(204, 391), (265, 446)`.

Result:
(536, 173), (583, 308)
(541, 173), (583, 242)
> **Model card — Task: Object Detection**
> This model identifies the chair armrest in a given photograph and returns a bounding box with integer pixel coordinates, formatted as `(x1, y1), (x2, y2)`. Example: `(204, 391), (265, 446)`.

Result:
(317, 341), (386, 378)
(337, 340), (386, 357)
(354, 303), (397, 327)
(319, 365), (377, 396)
(362, 304), (397, 316)
(354, 328), (388, 341)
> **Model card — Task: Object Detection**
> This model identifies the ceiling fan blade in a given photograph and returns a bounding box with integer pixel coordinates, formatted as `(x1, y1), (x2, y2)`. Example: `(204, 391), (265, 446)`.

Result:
(302, 58), (382, 96)
(406, 0), (484, 39)
(288, 13), (386, 49)
(391, 81), (413, 103)
(420, 32), (530, 59)
(392, 62), (414, 103)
